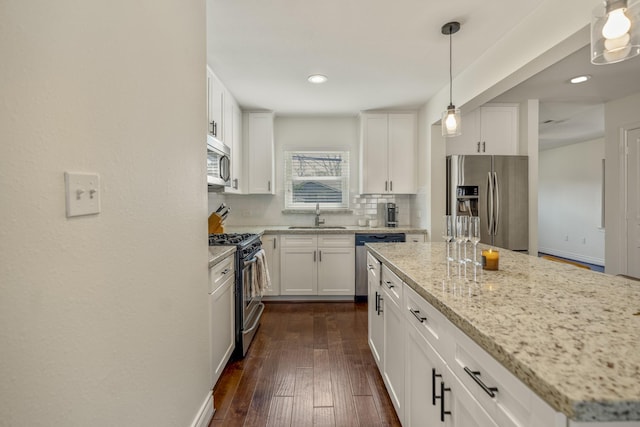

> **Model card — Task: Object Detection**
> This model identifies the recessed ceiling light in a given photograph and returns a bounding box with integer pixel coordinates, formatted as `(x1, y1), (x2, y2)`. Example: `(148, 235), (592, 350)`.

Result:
(570, 75), (591, 84)
(307, 74), (328, 84)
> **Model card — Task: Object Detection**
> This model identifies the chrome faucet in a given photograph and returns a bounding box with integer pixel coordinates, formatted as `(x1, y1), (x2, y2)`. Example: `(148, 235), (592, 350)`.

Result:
(314, 203), (325, 227)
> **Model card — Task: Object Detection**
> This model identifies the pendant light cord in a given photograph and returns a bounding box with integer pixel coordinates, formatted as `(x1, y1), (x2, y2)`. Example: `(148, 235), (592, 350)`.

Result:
(449, 29), (453, 106)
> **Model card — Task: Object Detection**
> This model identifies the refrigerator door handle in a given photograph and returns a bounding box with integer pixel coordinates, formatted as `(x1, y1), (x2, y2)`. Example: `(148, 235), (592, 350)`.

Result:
(493, 172), (500, 236)
(487, 172), (493, 233)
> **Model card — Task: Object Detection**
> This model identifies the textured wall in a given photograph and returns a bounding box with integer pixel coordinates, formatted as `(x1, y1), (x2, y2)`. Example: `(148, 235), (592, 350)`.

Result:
(0, 1), (211, 426)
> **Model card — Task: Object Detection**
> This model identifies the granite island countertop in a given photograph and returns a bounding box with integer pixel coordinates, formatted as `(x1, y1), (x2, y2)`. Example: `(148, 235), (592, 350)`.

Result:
(366, 242), (640, 423)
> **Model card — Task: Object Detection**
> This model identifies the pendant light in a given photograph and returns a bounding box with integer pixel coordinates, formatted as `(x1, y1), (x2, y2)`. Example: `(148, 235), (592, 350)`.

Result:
(591, 0), (640, 64)
(442, 22), (462, 137)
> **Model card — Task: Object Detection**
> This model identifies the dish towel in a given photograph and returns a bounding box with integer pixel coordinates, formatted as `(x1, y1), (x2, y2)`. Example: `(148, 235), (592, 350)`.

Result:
(252, 249), (272, 298)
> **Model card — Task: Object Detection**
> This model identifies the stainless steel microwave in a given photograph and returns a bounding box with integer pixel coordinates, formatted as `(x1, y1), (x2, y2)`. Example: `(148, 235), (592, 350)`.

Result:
(207, 135), (231, 190)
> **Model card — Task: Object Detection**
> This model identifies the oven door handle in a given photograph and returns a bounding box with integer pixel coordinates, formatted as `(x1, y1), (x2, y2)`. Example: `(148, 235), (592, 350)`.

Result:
(242, 302), (265, 335)
(244, 257), (258, 267)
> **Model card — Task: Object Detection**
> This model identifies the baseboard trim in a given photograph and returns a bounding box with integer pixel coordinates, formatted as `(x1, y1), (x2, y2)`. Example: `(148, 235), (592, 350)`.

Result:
(538, 248), (604, 266)
(190, 391), (214, 427)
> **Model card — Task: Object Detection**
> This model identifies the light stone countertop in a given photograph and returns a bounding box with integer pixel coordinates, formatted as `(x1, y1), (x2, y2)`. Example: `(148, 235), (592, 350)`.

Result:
(223, 225), (427, 235)
(366, 242), (640, 423)
(208, 246), (235, 268)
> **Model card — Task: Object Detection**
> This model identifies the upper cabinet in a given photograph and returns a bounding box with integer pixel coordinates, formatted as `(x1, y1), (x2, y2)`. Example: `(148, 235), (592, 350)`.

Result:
(226, 101), (243, 193)
(206, 66), (224, 142)
(246, 112), (275, 194)
(360, 112), (417, 194)
(445, 104), (519, 155)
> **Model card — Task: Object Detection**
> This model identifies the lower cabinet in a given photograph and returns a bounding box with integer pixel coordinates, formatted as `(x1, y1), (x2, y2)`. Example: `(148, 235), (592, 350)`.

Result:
(381, 265), (406, 423)
(369, 251), (565, 427)
(367, 252), (384, 370)
(280, 234), (354, 296)
(208, 253), (235, 388)
(406, 324), (497, 426)
(261, 234), (280, 296)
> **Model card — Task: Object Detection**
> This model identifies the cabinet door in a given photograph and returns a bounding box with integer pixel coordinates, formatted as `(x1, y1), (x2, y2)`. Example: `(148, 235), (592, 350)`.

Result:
(208, 70), (224, 140)
(280, 235), (317, 295)
(226, 102), (244, 193)
(382, 290), (405, 423)
(405, 325), (444, 427)
(317, 246), (355, 295)
(261, 235), (280, 296)
(210, 275), (235, 387)
(361, 113), (389, 194)
(388, 113), (417, 194)
(247, 112), (275, 194)
(367, 253), (383, 369)
(443, 366), (499, 427)
(480, 106), (518, 155)
(445, 109), (480, 155)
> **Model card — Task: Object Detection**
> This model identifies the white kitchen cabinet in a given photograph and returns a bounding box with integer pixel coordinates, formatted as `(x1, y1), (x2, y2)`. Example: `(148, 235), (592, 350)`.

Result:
(360, 112), (417, 194)
(381, 265), (405, 423)
(246, 112), (275, 194)
(261, 234), (280, 296)
(225, 101), (244, 193)
(445, 105), (519, 156)
(367, 252), (384, 370)
(280, 234), (354, 296)
(206, 66), (224, 142)
(405, 233), (426, 243)
(208, 253), (235, 388)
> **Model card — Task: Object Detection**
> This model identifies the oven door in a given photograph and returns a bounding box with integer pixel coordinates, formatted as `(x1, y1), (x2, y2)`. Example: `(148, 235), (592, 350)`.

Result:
(241, 254), (264, 355)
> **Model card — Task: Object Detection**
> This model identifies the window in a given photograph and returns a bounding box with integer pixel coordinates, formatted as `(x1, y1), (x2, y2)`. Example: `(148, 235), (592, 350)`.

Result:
(284, 151), (350, 209)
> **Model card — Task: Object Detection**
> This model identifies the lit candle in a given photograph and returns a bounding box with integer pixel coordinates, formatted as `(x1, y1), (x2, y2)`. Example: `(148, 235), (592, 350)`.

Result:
(482, 249), (499, 271)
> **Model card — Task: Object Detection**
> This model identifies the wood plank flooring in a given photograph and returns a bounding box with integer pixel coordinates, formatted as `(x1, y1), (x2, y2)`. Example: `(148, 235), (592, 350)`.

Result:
(210, 302), (401, 427)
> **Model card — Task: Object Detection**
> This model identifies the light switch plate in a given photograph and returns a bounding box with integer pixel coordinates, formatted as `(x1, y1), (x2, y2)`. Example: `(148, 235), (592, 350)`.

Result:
(65, 172), (101, 217)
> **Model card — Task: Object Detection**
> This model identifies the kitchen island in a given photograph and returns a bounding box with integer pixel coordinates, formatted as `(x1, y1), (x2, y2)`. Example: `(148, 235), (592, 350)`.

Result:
(366, 242), (640, 425)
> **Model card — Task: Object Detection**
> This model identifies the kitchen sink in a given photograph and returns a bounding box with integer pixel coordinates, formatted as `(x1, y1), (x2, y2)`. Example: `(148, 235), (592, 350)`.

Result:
(288, 226), (347, 229)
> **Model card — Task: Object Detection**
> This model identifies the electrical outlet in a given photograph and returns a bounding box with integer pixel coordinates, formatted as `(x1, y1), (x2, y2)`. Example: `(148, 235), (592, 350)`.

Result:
(65, 172), (100, 217)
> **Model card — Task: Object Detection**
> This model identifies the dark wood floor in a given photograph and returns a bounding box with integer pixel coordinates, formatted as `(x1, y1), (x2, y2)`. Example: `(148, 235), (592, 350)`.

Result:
(210, 302), (401, 427)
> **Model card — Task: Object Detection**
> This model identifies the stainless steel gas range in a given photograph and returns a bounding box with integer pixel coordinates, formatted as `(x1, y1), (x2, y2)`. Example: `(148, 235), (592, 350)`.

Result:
(208, 233), (264, 358)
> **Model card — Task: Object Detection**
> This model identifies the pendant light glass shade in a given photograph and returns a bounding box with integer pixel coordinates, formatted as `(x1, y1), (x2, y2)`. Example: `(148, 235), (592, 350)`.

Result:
(442, 105), (462, 137)
(591, 0), (640, 64)
(441, 22), (461, 137)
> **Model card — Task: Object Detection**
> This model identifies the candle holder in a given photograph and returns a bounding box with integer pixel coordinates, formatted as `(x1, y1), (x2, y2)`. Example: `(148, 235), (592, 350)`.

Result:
(481, 249), (499, 271)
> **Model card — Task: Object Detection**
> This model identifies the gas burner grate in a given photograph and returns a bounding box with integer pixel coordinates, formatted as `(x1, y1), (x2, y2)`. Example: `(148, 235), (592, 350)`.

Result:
(208, 233), (258, 246)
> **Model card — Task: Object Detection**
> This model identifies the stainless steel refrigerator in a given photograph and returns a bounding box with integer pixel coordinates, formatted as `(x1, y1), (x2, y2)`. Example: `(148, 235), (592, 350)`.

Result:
(446, 155), (529, 251)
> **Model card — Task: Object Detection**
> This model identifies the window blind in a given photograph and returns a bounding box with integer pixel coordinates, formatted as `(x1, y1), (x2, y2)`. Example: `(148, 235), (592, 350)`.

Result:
(284, 151), (350, 209)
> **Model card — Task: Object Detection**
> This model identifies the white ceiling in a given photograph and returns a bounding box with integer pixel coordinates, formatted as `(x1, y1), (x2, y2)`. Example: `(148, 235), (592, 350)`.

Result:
(492, 44), (640, 150)
(206, 0), (547, 115)
(207, 0), (640, 149)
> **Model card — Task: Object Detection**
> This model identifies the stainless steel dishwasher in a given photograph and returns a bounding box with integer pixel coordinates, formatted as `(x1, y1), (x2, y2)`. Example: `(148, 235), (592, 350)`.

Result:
(355, 233), (405, 299)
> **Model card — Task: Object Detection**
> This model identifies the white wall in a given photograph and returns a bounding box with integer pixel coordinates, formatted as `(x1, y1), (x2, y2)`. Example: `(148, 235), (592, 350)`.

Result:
(0, 1), (211, 426)
(604, 91), (640, 275)
(221, 116), (407, 226)
(538, 139), (605, 264)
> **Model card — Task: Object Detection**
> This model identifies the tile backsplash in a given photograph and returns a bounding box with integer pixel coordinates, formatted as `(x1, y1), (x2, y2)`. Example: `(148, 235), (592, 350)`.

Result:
(209, 191), (413, 227)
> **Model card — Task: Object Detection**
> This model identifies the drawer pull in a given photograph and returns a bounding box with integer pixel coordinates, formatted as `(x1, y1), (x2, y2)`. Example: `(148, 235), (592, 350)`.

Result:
(384, 280), (395, 289)
(440, 381), (451, 421)
(221, 268), (231, 275)
(409, 308), (426, 323)
(464, 366), (498, 397)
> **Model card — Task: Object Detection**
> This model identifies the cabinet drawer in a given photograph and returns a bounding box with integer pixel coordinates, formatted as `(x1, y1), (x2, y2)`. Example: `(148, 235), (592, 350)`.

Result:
(450, 326), (543, 427)
(280, 234), (317, 248)
(404, 284), (452, 360)
(381, 265), (403, 307)
(209, 255), (235, 294)
(317, 234), (353, 247)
